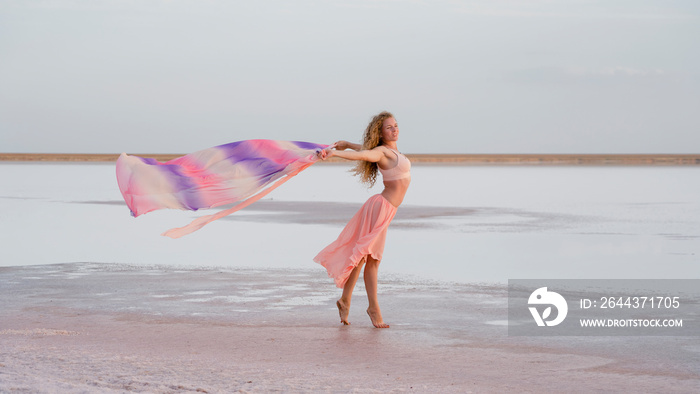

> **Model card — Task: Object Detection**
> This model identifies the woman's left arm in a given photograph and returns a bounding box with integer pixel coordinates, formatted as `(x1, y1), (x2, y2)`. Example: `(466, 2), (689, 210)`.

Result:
(319, 146), (384, 163)
(333, 140), (362, 151)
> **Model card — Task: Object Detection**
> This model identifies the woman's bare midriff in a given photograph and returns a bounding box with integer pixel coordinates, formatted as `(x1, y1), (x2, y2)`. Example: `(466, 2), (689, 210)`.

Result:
(380, 178), (411, 208)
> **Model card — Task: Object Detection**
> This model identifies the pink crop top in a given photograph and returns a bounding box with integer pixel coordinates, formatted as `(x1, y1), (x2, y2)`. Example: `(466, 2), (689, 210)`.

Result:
(378, 148), (411, 181)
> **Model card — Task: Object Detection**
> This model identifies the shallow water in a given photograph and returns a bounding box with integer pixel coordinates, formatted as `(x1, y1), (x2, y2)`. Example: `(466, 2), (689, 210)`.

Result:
(0, 163), (698, 283)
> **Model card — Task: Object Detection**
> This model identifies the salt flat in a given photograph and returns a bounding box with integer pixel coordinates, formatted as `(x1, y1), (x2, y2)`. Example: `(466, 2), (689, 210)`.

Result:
(0, 163), (698, 392)
(1, 263), (699, 392)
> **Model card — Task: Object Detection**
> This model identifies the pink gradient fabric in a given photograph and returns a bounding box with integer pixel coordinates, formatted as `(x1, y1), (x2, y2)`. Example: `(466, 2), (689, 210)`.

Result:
(314, 194), (397, 288)
(116, 140), (327, 238)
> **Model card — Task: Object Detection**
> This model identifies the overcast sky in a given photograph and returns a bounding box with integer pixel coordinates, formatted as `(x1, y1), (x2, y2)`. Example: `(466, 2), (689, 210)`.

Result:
(1, 0), (698, 154)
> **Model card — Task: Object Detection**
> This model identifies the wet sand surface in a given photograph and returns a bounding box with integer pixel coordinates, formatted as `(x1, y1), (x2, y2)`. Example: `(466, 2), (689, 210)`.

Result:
(2, 263), (698, 393)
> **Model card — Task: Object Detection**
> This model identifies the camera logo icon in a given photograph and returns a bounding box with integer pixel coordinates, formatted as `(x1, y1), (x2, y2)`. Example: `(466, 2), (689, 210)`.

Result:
(528, 287), (568, 327)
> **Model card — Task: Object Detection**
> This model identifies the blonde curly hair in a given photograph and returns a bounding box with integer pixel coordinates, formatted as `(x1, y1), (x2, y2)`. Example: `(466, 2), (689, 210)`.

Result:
(352, 111), (395, 187)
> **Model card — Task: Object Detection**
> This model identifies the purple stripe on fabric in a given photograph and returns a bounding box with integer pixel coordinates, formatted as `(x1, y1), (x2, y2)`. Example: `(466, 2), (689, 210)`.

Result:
(138, 157), (161, 165)
(291, 141), (327, 150)
(243, 157), (287, 175)
(158, 164), (205, 211)
(219, 140), (290, 170)
(221, 140), (305, 192)
(212, 140), (246, 153)
(215, 140), (256, 164)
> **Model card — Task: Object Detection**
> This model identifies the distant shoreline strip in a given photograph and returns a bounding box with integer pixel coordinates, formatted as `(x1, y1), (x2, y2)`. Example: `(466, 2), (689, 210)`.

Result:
(1, 153), (699, 165)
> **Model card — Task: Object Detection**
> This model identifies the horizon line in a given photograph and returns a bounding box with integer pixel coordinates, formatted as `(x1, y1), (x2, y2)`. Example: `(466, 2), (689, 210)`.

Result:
(2, 153), (699, 165)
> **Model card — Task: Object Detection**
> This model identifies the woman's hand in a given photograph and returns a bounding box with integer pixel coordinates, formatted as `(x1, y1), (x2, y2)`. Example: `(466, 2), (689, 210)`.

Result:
(333, 140), (363, 151)
(318, 146), (335, 160)
(333, 140), (351, 150)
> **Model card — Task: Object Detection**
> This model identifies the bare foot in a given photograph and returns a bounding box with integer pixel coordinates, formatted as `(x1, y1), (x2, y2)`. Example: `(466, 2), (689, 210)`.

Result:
(366, 307), (390, 328)
(337, 299), (350, 325)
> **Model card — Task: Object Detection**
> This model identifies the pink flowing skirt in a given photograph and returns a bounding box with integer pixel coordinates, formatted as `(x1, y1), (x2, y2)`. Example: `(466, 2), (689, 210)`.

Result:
(314, 194), (397, 288)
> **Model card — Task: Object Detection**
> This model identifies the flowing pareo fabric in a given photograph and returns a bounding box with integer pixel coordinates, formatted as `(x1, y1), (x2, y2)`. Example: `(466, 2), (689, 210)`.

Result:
(116, 139), (328, 238)
(314, 194), (397, 288)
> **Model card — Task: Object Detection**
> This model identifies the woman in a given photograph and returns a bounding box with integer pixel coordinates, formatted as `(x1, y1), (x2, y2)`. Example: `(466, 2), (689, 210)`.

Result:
(314, 111), (411, 328)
